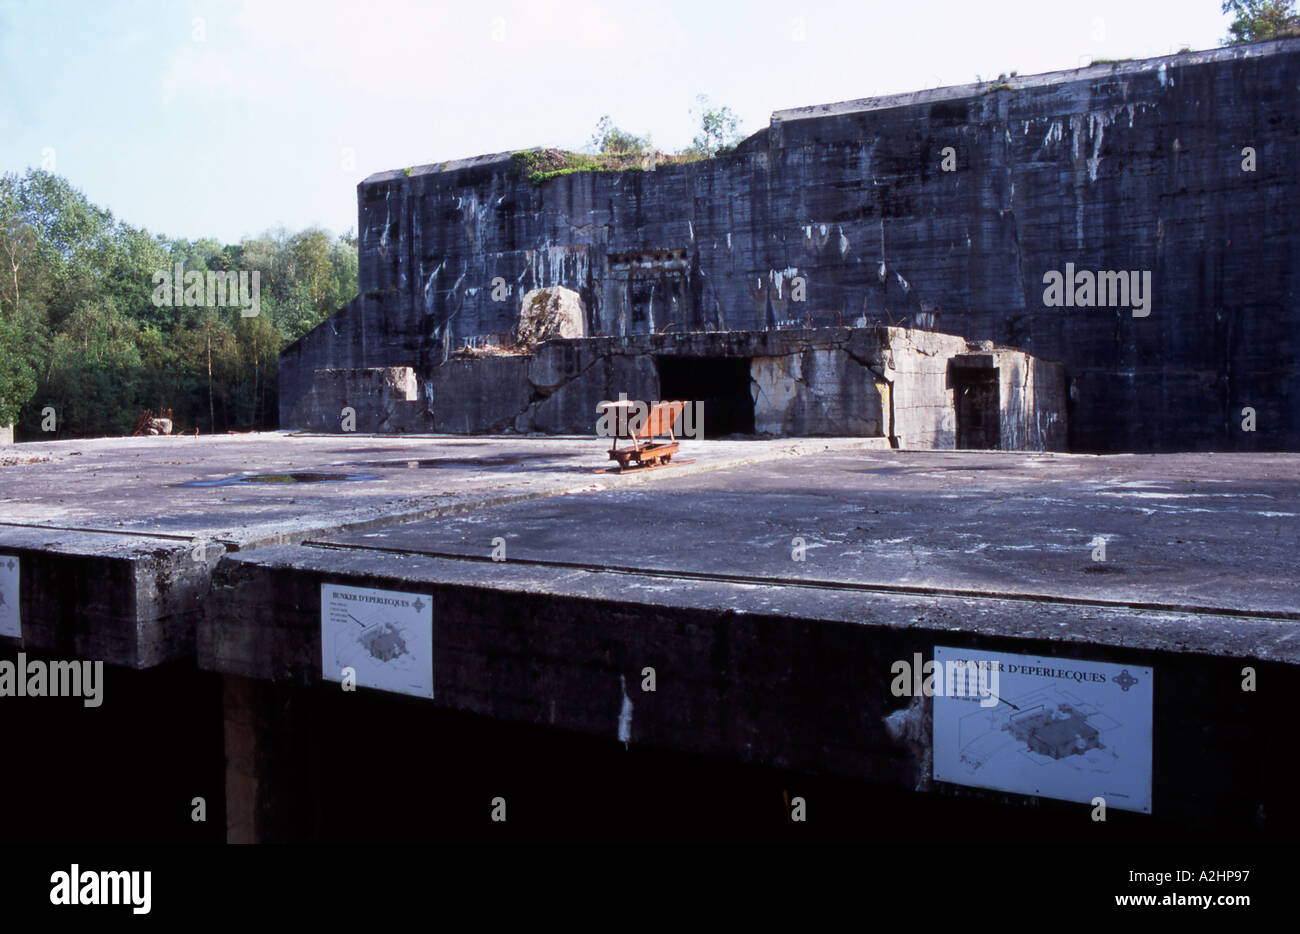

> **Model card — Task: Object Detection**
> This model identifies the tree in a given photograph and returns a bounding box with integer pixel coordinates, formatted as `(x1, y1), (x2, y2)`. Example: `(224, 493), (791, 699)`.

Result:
(0, 177), (42, 425)
(0, 214), (37, 318)
(588, 115), (652, 155)
(0, 167), (358, 437)
(327, 233), (359, 312)
(1, 173), (51, 322)
(102, 224), (172, 331)
(1222, 0), (1300, 43)
(44, 301), (144, 436)
(288, 228), (333, 308)
(0, 314), (36, 426)
(684, 95), (743, 158)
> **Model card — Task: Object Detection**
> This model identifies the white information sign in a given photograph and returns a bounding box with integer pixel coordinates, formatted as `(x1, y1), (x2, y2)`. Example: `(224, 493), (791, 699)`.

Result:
(932, 646), (1153, 813)
(0, 555), (19, 639)
(320, 583), (433, 699)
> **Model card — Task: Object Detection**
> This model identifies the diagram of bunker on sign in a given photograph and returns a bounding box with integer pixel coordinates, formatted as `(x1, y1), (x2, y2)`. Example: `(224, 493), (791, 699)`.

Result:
(957, 686), (1122, 777)
(320, 583), (434, 699)
(933, 647), (1152, 812)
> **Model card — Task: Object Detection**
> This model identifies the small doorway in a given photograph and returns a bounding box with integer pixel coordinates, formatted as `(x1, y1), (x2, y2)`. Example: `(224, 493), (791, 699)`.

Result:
(954, 370), (1001, 450)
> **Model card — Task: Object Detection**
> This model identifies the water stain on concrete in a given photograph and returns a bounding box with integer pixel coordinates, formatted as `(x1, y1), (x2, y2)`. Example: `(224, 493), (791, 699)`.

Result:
(180, 472), (382, 487)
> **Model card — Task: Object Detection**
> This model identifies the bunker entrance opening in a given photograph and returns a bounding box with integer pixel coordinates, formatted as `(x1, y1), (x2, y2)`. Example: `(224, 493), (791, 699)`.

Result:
(655, 356), (755, 438)
(955, 371), (1001, 450)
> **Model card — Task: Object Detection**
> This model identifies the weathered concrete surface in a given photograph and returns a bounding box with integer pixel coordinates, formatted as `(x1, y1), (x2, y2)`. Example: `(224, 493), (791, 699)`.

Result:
(329, 326), (1067, 444)
(884, 329), (968, 448)
(997, 352), (1069, 450)
(282, 39), (1300, 453)
(0, 527), (222, 668)
(285, 367), (433, 433)
(0, 433), (862, 542)
(750, 348), (887, 436)
(310, 450), (1300, 620)
(199, 449), (1300, 837)
(209, 548), (1300, 839)
(0, 432), (869, 666)
(435, 327), (918, 437)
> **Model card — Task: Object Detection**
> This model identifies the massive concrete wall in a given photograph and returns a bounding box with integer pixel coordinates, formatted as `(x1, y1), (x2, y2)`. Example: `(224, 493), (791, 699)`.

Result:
(281, 39), (1300, 452)
(285, 366), (430, 433)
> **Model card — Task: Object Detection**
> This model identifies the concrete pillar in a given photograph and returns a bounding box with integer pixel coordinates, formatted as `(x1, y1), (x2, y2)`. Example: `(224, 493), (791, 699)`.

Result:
(222, 674), (262, 844)
(222, 674), (321, 843)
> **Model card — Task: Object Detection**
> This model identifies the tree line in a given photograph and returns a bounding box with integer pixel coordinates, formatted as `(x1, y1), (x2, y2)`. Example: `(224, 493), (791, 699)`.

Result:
(0, 169), (357, 439)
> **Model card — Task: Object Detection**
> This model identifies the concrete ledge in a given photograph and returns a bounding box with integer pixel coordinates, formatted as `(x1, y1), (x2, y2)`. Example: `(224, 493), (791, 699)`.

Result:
(199, 543), (1300, 833)
(195, 447), (1300, 836)
(0, 526), (222, 668)
(772, 37), (1300, 122)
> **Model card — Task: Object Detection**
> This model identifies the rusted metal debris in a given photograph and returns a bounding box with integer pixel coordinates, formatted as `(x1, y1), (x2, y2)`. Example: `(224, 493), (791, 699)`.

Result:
(602, 400), (686, 472)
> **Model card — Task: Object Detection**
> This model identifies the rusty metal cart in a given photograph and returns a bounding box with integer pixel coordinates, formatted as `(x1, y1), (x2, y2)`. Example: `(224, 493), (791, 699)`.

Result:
(600, 400), (687, 471)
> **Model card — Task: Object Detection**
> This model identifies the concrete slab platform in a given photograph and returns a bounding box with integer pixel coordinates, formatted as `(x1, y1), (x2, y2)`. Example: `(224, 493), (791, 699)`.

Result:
(199, 449), (1300, 838)
(0, 432), (871, 666)
(1, 432), (873, 543)
(311, 449), (1300, 624)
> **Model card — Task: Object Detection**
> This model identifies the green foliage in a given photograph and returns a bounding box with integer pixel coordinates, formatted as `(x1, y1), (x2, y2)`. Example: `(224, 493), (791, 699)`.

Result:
(587, 115), (652, 155)
(515, 98), (749, 186)
(512, 149), (651, 185)
(511, 151), (539, 176)
(683, 95), (743, 158)
(0, 168), (359, 438)
(1222, 0), (1300, 43)
(0, 313), (36, 425)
